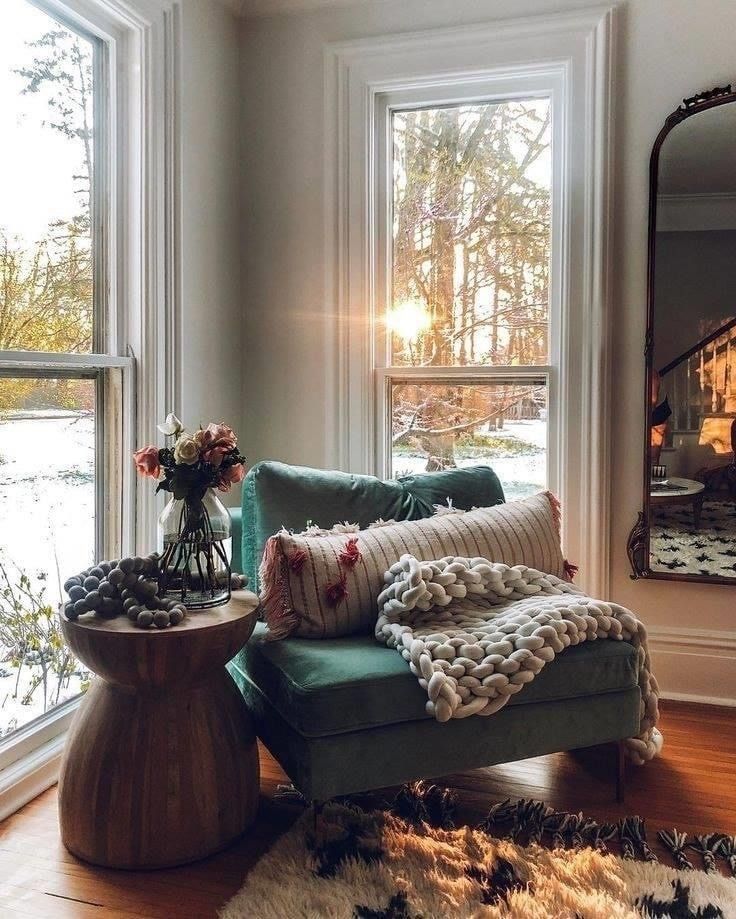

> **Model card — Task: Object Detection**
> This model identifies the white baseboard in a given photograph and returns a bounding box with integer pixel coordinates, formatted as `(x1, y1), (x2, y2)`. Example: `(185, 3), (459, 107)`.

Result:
(0, 732), (65, 822)
(648, 625), (736, 707)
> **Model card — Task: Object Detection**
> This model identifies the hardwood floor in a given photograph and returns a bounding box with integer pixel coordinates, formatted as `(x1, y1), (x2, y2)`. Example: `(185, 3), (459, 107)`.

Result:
(1, 700), (734, 918)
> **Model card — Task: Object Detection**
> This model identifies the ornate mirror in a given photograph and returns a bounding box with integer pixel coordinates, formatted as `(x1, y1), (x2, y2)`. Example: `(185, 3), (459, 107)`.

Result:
(628, 85), (736, 584)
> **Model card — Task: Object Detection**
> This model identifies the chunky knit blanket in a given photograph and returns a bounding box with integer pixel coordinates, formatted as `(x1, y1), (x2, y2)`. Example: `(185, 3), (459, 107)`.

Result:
(375, 555), (662, 764)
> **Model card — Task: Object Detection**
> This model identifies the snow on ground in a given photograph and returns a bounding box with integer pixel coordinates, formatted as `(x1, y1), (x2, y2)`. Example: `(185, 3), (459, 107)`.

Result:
(0, 412), (94, 737)
(392, 419), (546, 501)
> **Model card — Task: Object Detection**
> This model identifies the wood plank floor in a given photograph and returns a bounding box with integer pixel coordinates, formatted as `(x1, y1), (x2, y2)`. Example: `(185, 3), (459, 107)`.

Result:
(1, 700), (734, 917)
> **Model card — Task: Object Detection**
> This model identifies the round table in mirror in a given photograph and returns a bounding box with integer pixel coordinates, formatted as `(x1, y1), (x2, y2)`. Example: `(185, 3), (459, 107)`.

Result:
(628, 84), (736, 584)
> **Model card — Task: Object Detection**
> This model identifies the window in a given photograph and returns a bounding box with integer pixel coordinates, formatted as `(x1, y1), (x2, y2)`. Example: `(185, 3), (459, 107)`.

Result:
(327, 8), (614, 595)
(382, 100), (552, 498)
(0, 0), (128, 742)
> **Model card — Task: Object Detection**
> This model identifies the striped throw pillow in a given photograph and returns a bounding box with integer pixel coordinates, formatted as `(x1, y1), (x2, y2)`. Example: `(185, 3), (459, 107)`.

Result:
(259, 491), (565, 639)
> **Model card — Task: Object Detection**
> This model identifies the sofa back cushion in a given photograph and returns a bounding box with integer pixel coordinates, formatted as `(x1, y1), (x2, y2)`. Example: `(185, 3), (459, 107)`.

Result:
(241, 461), (505, 588)
(260, 491), (564, 639)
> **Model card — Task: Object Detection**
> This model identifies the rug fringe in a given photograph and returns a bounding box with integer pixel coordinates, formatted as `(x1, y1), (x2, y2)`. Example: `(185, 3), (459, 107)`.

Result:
(390, 781), (457, 830)
(657, 828), (694, 871)
(688, 833), (722, 873)
(619, 816), (658, 862)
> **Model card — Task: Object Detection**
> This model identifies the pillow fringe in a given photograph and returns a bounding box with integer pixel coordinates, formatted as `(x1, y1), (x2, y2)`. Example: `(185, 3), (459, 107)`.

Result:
(545, 490), (562, 535)
(259, 536), (301, 639)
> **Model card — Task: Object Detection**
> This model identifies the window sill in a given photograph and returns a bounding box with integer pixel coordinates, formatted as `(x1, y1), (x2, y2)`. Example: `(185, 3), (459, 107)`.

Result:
(0, 697), (79, 821)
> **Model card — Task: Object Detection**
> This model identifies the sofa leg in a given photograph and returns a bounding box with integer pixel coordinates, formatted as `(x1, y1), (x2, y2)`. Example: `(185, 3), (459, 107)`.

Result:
(312, 800), (325, 841)
(616, 740), (626, 804)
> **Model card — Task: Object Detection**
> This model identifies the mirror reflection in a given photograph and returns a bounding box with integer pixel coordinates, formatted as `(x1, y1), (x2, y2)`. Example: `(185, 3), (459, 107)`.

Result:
(648, 99), (736, 578)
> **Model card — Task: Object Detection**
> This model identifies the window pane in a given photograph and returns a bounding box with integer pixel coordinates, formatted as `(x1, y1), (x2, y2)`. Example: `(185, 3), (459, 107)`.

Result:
(391, 100), (551, 366)
(390, 381), (546, 499)
(0, 377), (95, 737)
(0, 0), (95, 354)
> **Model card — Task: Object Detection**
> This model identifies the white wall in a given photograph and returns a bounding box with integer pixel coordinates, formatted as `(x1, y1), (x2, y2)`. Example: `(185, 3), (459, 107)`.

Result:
(238, 0), (736, 702)
(180, 0), (243, 503)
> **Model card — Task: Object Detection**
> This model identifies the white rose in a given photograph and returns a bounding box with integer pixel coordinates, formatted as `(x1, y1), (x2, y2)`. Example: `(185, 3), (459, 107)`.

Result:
(174, 434), (200, 465)
(157, 412), (183, 437)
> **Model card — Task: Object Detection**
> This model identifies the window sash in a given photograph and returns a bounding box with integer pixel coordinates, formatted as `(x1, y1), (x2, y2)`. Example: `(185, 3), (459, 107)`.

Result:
(373, 77), (562, 489)
(376, 367), (552, 480)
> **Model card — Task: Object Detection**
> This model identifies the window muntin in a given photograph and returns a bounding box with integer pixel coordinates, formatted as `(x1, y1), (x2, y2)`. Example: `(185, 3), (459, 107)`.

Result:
(390, 100), (552, 368)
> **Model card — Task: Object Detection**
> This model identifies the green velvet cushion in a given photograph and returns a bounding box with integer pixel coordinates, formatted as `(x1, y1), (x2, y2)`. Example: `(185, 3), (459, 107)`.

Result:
(241, 462), (505, 588)
(234, 623), (638, 739)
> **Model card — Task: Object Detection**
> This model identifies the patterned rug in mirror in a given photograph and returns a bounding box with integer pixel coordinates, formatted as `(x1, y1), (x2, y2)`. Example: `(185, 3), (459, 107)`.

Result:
(220, 787), (736, 918)
(651, 498), (736, 576)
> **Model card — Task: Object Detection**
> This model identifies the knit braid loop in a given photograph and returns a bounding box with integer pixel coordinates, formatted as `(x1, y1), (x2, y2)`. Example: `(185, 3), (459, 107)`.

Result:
(376, 554), (662, 764)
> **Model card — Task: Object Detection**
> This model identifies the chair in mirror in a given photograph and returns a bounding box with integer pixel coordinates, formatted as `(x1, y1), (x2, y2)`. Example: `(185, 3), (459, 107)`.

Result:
(628, 84), (736, 583)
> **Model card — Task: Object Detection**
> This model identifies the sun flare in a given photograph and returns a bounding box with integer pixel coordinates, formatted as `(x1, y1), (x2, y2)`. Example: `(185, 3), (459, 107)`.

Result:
(386, 300), (431, 341)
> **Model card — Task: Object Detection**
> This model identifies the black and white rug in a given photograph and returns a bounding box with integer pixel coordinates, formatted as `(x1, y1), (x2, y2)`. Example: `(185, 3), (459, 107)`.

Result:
(220, 788), (736, 918)
(651, 498), (736, 577)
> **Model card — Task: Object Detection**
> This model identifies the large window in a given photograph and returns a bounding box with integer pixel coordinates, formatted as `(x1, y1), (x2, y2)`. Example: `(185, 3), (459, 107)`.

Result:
(328, 11), (614, 595)
(383, 100), (552, 498)
(0, 0), (124, 741)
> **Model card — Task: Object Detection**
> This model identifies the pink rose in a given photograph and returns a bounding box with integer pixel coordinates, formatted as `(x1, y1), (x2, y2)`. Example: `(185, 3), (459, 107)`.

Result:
(198, 423), (237, 468)
(133, 445), (160, 479)
(216, 462), (246, 492)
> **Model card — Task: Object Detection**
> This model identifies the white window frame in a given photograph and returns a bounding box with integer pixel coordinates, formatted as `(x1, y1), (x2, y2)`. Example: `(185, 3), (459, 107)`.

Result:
(324, 5), (615, 598)
(373, 78), (563, 490)
(0, 0), (181, 819)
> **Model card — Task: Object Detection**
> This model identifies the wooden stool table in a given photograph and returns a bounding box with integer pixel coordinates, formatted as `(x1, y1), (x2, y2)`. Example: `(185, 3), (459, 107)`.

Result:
(58, 591), (260, 869)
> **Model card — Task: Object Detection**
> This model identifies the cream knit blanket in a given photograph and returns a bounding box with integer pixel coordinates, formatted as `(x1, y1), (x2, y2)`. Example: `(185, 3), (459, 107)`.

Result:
(375, 555), (662, 764)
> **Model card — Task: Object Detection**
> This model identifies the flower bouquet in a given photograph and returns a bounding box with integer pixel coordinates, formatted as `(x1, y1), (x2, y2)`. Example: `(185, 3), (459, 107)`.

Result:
(134, 415), (247, 609)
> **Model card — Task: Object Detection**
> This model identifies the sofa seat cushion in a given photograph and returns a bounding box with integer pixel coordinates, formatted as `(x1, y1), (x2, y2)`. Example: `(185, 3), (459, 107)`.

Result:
(234, 623), (639, 739)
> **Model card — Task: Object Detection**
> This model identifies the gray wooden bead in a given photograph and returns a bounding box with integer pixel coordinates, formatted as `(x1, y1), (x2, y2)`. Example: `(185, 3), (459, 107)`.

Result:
(85, 591), (101, 610)
(153, 610), (170, 629)
(108, 568), (125, 587)
(136, 610), (154, 628)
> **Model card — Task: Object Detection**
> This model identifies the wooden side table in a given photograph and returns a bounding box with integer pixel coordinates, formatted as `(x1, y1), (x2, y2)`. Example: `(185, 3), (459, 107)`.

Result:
(58, 591), (260, 869)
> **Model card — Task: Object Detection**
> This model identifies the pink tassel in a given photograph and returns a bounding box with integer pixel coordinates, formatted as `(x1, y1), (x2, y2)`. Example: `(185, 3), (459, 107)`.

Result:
(564, 559), (579, 582)
(325, 576), (348, 607)
(338, 537), (361, 568)
(545, 491), (563, 536)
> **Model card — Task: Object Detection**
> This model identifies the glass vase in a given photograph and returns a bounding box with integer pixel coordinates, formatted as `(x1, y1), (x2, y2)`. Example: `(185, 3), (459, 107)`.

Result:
(157, 489), (232, 609)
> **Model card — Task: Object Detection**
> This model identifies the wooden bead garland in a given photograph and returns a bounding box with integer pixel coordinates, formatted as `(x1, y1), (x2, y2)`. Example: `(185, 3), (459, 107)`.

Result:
(63, 554), (185, 629)
(63, 558), (248, 629)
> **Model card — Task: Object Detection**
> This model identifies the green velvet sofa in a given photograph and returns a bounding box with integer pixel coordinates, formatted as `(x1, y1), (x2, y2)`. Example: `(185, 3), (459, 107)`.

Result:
(228, 462), (638, 803)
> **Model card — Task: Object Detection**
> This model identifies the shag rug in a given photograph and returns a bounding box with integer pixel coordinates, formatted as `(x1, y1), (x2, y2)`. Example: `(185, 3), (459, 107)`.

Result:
(220, 790), (736, 919)
(651, 498), (736, 576)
